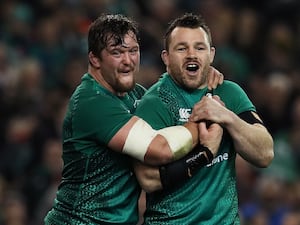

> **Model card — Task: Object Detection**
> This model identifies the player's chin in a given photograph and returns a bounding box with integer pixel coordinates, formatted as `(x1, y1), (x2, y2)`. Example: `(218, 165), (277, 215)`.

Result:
(185, 74), (202, 86)
(119, 80), (135, 92)
(183, 80), (201, 90)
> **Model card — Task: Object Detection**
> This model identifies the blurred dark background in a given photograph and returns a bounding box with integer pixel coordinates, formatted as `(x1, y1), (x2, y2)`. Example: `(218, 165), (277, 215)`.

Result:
(0, 0), (300, 224)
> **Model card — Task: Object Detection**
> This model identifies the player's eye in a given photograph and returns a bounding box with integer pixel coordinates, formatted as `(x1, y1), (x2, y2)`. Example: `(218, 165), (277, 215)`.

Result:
(111, 50), (122, 56)
(177, 47), (186, 51)
(129, 48), (139, 55)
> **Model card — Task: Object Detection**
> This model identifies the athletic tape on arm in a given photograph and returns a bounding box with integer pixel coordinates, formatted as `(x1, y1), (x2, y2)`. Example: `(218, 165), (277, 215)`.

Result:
(123, 119), (157, 161)
(122, 119), (193, 161)
(157, 126), (193, 160)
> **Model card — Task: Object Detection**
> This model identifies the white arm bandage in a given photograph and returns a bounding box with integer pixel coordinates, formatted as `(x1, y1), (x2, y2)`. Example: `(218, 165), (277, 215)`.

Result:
(157, 126), (193, 160)
(122, 119), (193, 161)
(123, 119), (157, 161)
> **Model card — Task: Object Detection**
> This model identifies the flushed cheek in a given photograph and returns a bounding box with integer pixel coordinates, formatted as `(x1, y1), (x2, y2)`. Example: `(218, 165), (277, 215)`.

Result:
(169, 57), (183, 69)
(132, 57), (140, 67)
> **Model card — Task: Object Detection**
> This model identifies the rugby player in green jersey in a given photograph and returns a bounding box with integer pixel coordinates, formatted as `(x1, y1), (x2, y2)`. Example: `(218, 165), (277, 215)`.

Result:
(134, 13), (274, 225)
(44, 14), (224, 225)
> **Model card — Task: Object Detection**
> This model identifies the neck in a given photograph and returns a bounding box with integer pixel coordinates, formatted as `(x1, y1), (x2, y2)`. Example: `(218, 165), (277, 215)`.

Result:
(88, 66), (125, 96)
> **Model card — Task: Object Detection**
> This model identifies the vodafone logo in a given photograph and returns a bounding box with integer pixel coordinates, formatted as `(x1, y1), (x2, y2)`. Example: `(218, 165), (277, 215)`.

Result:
(207, 152), (229, 167)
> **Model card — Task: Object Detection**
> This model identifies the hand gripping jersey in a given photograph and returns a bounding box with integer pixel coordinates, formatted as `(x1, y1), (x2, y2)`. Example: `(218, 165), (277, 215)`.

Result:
(134, 73), (256, 225)
(44, 73), (146, 225)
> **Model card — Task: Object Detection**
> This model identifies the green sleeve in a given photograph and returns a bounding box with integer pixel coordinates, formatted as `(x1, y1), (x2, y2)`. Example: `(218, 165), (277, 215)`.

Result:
(70, 94), (133, 145)
(135, 94), (173, 129)
(216, 81), (256, 114)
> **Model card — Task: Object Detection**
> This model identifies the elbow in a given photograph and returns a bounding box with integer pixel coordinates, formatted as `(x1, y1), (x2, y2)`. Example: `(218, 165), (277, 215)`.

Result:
(244, 148), (274, 168)
(144, 148), (173, 165)
(144, 136), (174, 165)
(140, 181), (161, 193)
(252, 133), (274, 168)
(257, 141), (275, 168)
(261, 147), (274, 168)
(260, 131), (275, 168)
(257, 150), (274, 168)
(155, 148), (174, 165)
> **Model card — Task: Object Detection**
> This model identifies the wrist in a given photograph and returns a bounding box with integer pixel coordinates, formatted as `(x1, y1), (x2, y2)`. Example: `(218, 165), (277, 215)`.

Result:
(159, 145), (214, 190)
(184, 121), (199, 147)
(222, 110), (236, 128)
(198, 144), (214, 163)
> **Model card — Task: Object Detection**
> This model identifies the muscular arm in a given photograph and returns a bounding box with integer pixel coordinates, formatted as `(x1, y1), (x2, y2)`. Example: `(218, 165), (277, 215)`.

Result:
(220, 111), (274, 167)
(108, 116), (199, 165)
(134, 122), (223, 193)
(190, 96), (274, 168)
(134, 161), (162, 193)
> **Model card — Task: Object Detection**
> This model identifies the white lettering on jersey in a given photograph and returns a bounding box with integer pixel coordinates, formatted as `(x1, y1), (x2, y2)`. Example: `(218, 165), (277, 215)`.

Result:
(179, 108), (191, 122)
(206, 152), (229, 167)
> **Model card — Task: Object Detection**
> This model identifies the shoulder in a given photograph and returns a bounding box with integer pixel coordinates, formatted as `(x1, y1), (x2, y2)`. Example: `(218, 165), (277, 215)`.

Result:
(216, 80), (255, 113)
(135, 75), (171, 108)
(144, 74), (176, 97)
(70, 80), (116, 113)
(215, 80), (247, 96)
(220, 80), (243, 89)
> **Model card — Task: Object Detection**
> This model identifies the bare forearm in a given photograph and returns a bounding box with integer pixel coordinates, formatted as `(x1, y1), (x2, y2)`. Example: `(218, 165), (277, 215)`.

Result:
(134, 144), (215, 193)
(134, 161), (162, 193)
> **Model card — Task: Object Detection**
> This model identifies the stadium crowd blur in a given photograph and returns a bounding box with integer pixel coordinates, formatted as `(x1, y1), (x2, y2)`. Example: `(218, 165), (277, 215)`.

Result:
(0, 0), (300, 224)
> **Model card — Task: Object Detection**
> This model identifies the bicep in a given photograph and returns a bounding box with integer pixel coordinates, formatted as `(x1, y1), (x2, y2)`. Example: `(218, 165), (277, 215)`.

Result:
(108, 116), (140, 152)
(108, 116), (173, 164)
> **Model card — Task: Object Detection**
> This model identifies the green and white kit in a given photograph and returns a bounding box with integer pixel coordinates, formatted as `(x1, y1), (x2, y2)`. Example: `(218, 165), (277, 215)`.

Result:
(135, 73), (256, 225)
(45, 73), (145, 225)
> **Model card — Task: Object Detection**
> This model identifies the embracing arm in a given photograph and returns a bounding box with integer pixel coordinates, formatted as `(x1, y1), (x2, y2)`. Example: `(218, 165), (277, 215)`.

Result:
(134, 147), (213, 193)
(108, 116), (199, 166)
(134, 122), (223, 193)
(135, 149), (214, 193)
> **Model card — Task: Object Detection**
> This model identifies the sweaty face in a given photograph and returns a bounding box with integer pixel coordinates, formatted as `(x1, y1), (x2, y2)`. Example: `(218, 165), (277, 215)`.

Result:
(162, 27), (215, 90)
(99, 32), (140, 94)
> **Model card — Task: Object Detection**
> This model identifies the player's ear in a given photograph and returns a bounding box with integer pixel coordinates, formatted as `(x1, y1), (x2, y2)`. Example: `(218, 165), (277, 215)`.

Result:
(209, 47), (215, 64)
(161, 50), (169, 66)
(89, 51), (101, 68)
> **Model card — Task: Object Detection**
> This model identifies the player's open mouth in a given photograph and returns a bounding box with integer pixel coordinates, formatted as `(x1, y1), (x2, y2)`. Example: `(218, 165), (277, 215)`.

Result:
(119, 69), (133, 75)
(186, 64), (199, 72)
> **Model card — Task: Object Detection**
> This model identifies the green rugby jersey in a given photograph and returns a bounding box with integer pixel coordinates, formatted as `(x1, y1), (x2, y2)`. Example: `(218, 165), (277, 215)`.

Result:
(45, 73), (146, 225)
(135, 73), (256, 225)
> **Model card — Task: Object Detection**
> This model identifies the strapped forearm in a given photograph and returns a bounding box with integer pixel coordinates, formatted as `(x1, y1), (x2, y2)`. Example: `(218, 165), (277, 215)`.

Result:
(122, 118), (198, 165)
(159, 144), (213, 190)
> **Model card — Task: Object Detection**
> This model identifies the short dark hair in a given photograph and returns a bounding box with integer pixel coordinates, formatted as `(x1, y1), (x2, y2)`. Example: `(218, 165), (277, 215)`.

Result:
(164, 13), (212, 50)
(88, 14), (139, 58)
